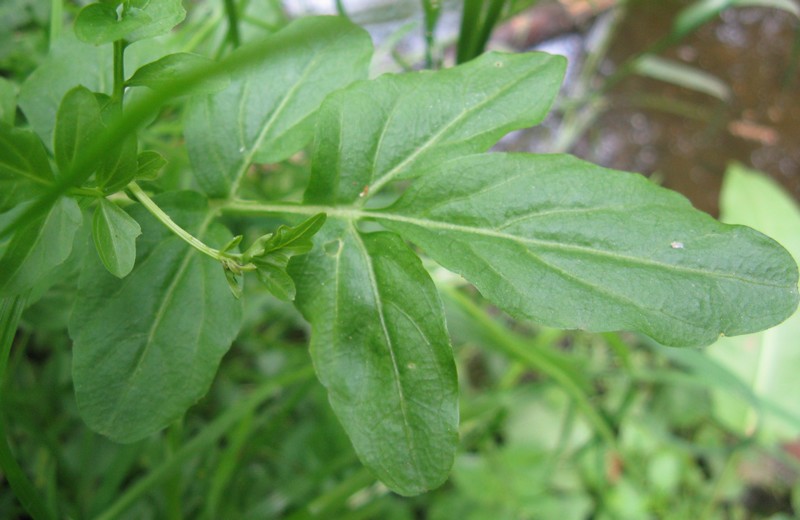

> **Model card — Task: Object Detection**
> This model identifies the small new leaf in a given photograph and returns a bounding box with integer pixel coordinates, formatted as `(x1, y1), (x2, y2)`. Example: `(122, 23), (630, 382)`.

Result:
(92, 198), (142, 278)
(243, 213), (326, 301)
(127, 53), (229, 95)
(135, 150), (167, 180)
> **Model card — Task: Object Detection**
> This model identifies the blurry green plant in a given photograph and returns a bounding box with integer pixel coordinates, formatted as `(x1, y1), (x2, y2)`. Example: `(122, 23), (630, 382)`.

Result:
(0, 0), (799, 517)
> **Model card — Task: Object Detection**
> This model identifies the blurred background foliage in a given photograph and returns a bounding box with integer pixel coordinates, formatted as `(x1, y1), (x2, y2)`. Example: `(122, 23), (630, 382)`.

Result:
(1, 0), (800, 518)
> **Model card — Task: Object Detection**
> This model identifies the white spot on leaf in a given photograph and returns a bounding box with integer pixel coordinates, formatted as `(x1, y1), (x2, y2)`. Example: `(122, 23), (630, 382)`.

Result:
(671, 241), (684, 249)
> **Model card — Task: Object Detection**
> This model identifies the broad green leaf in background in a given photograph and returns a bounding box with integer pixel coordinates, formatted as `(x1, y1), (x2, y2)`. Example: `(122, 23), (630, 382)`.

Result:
(375, 153), (799, 347)
(0, 77), (16, 125)
(54, 86), (104, 173)
(242, 213), (326, 301)
(0, 123), (52, 212)
(0, 197), (82, 297)
(127, 52), (229, 95)
(70, 192), (242, 442)
(304, 50), (566, 205)
(184, 16), (373, 198)
(18, 34), (112, 148)
(707, 163), (800, 442)
(74, 0), (186, 45)
(289, 221), (459, 495)
(92, 198), (142, 278)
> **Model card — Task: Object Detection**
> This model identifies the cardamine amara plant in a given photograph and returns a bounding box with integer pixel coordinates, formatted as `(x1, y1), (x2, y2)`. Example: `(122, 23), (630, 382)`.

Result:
(1, 1), (797, 498)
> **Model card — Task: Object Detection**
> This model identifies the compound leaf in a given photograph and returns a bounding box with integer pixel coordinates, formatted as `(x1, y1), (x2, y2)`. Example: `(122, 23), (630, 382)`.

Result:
(304, 50), (565, 205)
(71, 191), (243, 442)
(290, 220), (458, 495)
(92, 198), (141, 278)
(376, 153), (799, 347)
(184, 16), (372, 198)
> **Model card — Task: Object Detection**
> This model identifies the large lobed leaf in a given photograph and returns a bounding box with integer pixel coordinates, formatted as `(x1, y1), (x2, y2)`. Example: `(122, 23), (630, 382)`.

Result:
(70, 192), (242, 442)
(304, 50), (566, 204)
(184, 16), (373, 198)
(375, 153), (799, 347)
(289, 220), (458, 495)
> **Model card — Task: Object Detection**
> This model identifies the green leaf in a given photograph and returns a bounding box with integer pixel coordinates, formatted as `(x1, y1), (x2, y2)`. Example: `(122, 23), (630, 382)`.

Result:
(123, 0), (186, 42)
(97, 134), (138, 192)
(707, 164), (800, 441)
(243, 213), (326, 301)
(304, 50), (566, 205)
(74, 2), (151, 45)
(70, 191), (243, 442)
(127, 53), (229, 95)
(0, 77), (16, 125)
(92, 198), (142, 278)
(0, 122), (52, 212)
(671, 0), (799, 41)
(135, 150), (166, 180)
(632, 55), (730, 101)
(290, 220), (458, 495)
(0, 197), (82, 297)
(74, 0), (186, 45)
(18, 33), (112, 148)
(375, 153), (799, 347)
(184, 16), (373, 198)
(54, 86), (105, 173)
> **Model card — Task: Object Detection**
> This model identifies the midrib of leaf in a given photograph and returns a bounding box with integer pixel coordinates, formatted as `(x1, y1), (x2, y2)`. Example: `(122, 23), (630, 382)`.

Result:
(364, 61), (551, 199)
(228, 53), (324, 196)
(227, 201), (785, 288)
(106, 213), (214, 428)
(373, 212), (787, 287)
(466, 237), (700, 328)
(348, 225), (423, 482)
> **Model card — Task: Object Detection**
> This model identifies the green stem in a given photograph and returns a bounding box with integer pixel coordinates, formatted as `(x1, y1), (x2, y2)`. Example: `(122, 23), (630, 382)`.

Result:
(112, 40), (127, 105)
(49, 0), (62, 49)
(286, 467), (375, 519)
(443, 287), (620, 449)
(0, 297), (55, 520)
(223, 0), (241, 48)
(128, 182), (226, 262)
(95, 365), (316, 520)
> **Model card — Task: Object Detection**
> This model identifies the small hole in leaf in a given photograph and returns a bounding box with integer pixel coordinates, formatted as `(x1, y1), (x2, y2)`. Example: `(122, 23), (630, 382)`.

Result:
(407, 362), (417, 369)
(324, 239), (343, 256)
